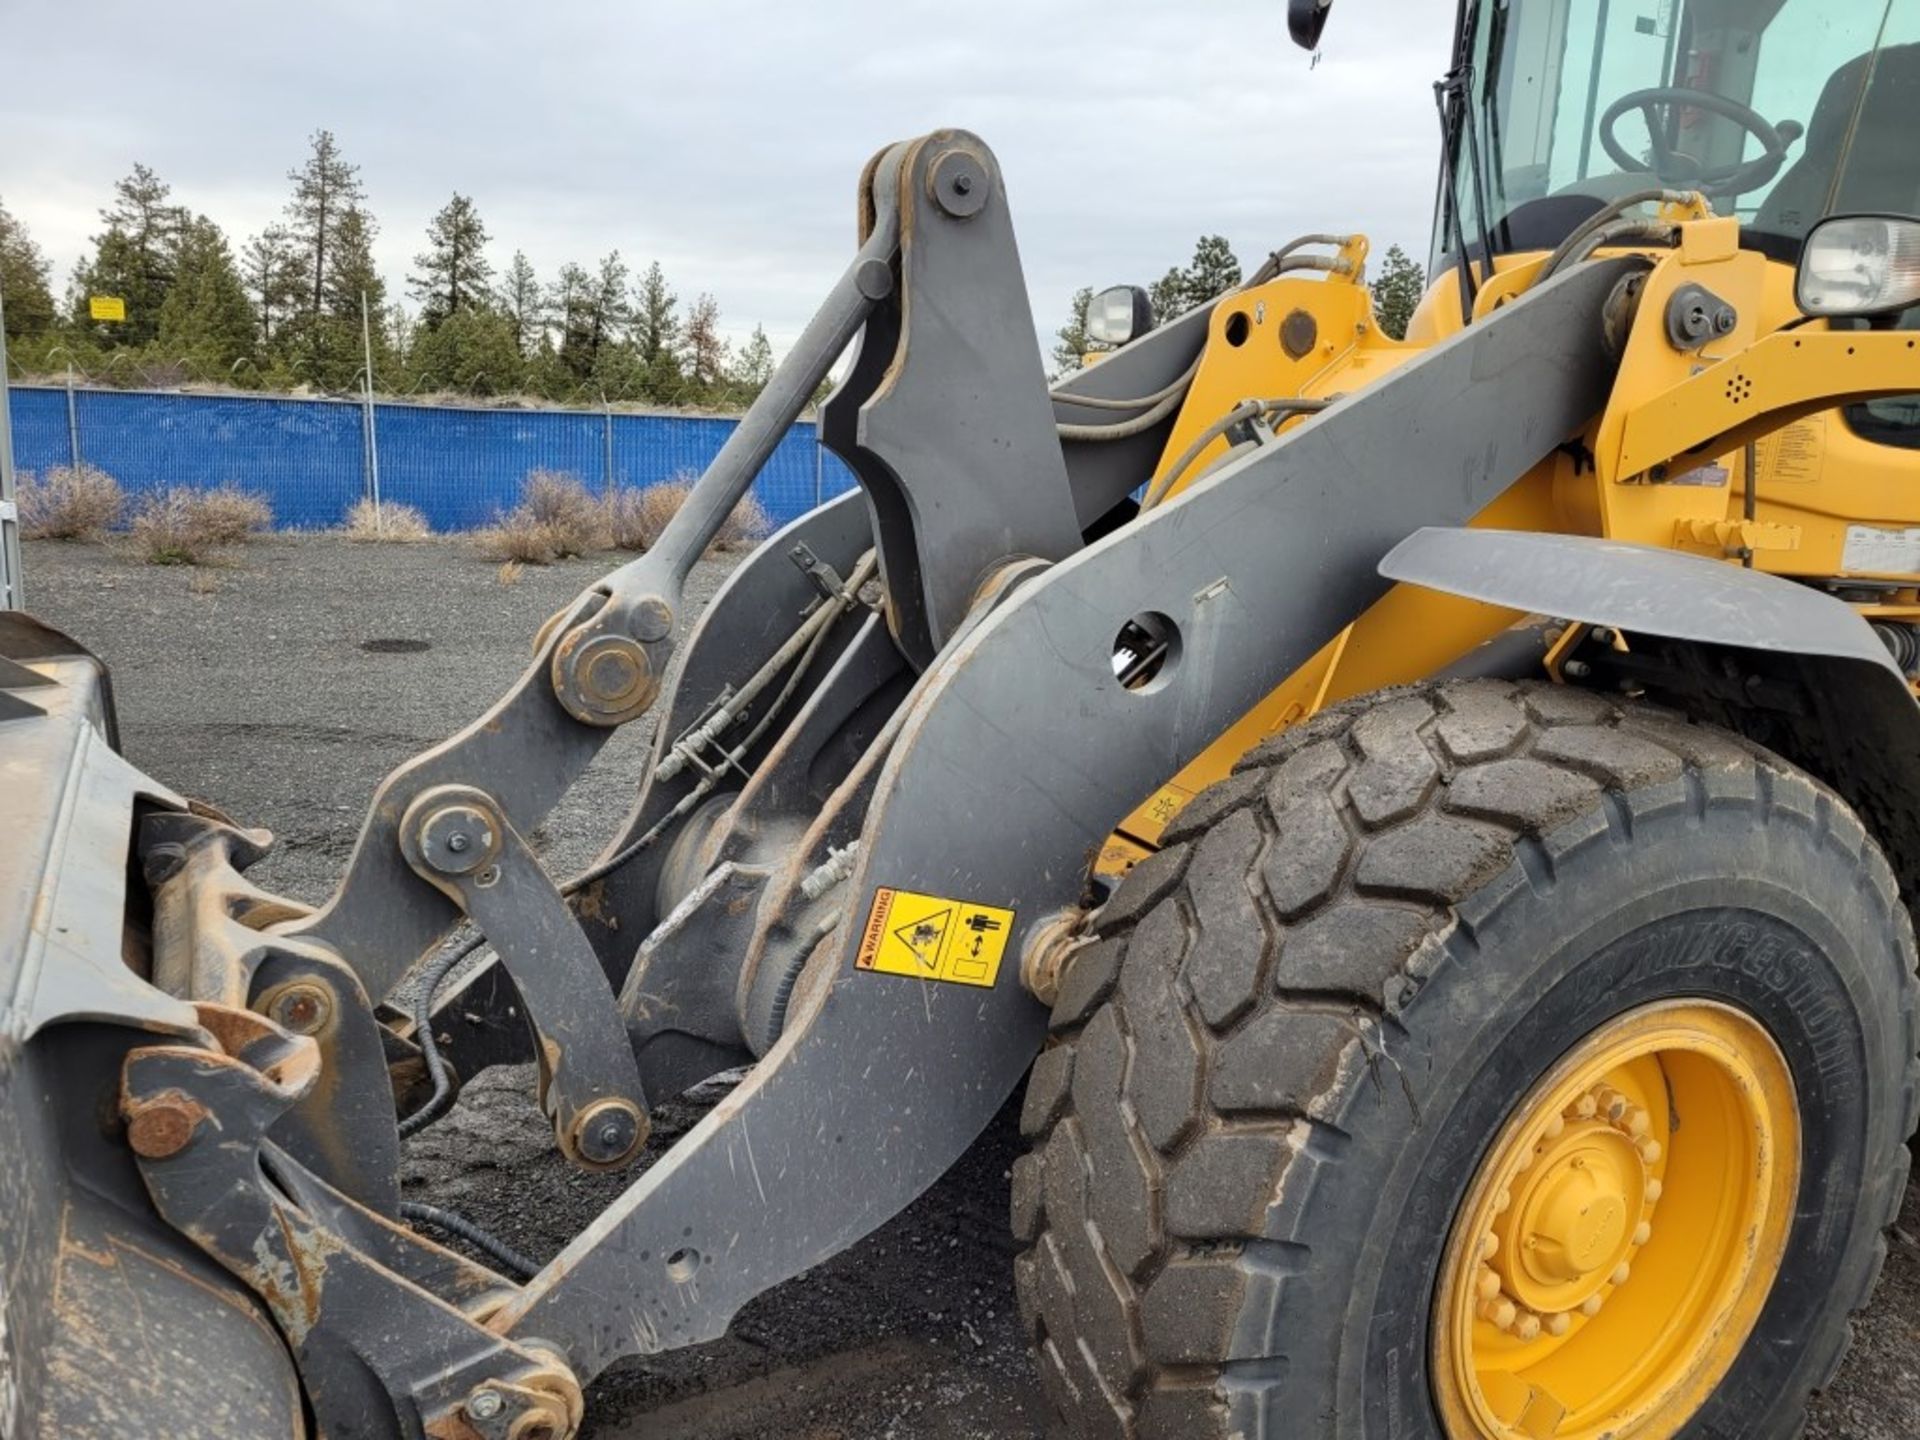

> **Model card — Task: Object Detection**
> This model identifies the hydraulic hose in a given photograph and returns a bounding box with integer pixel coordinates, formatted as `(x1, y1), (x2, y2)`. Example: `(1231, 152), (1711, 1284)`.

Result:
(1538, 189), (1701, 282)
(399, 1201), (540, 1281)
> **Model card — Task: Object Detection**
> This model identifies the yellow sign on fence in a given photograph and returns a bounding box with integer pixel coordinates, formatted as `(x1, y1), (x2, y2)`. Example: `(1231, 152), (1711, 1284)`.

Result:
(88, 295), (126, 323)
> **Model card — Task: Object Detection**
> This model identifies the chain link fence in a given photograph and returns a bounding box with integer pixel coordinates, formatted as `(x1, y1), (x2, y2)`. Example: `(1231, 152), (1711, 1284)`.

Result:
(5, 379), (856, 533)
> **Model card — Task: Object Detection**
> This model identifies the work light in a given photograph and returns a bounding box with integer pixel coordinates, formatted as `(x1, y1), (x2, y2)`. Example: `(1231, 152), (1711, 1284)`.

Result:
(1796, 215), (1920, 319)
(1086, 285), (1155, 347)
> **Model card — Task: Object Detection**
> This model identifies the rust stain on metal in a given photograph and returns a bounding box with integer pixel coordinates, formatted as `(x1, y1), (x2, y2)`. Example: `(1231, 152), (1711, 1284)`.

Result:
(123, 1089), (209, 1159)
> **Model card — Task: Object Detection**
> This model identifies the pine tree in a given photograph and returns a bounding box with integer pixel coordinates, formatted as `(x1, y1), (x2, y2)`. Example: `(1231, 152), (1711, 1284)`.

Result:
(0, 197), (55, 339)
(497, 250), (543, 356)
(631, 261), (683, 399)
(405, 305), (522, 396)
(410, 193), (493, 328)
(730, 323), (775, 401)
(157, 214), (254, 371)
(588, 251), (629, 359)
(1051, 287), (1107, 376)
(1179, 234), (1242, 309)
(296, 205), (388, 389)
(1148, 267), (1188, 325)
(549, 261), (597, 380)
(682, 293), (727, 397)
(284, 130), (366, 328)
(240, 225), (302, 349)
(1370, 244), (1427, 341)
(71, 164), (186, 345)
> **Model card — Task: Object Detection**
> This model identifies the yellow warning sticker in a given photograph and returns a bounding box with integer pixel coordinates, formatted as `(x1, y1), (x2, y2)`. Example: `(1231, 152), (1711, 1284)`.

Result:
(855, 887), (1014, 989)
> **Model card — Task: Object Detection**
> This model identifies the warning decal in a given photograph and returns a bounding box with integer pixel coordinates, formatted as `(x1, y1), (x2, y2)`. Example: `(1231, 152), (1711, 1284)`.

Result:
(856, 887), (1014, 989)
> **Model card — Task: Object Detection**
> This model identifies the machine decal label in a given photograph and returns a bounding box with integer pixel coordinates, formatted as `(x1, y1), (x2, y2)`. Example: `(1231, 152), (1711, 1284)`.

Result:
(1755, 416), (1825, 486)
(856, 887), (1013, 988)
(1842, 524), (1920, 576)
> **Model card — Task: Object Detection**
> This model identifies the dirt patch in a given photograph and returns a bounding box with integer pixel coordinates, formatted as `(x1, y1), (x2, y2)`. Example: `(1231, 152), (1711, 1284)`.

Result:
(18, 534), (1919, 1439)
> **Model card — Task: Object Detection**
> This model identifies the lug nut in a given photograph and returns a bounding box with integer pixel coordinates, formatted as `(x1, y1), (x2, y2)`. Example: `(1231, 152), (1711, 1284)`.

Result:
(1610, 1262), (1631, 1287)
(1580, 1294), (1605, 1317)
(1638, 1138), (1663, 1164)
(1514, 1312), (1542, 1343)
(1645, 1179), (1663, 1204)
(1476, 1268), (1502, 1301)
(1572, 1094), (1598, 1120)
(1542, 1113), (1566, 1140)
(1480, 1297), (1517, 1330)
(1633, 1221), (1653, 1247)
(1546, 1312), (1572, 1338)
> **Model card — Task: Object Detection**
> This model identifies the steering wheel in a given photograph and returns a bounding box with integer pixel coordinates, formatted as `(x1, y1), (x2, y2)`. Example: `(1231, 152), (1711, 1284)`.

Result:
(1599, 87), (1799, 197)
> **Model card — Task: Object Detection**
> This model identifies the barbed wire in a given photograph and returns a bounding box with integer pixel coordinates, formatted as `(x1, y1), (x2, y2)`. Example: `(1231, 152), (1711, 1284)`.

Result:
(3, 347), (783, 417)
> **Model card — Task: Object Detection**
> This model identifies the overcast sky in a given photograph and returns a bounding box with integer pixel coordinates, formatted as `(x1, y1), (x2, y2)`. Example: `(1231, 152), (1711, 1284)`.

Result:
(1, 1), (1457, 354)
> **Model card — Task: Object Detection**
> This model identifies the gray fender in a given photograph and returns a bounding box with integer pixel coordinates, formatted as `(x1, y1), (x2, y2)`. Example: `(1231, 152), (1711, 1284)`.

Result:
(1382, 527), (1920, 900)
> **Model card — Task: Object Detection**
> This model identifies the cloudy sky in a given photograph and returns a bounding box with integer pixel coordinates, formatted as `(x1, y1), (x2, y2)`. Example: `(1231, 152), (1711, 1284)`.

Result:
(1, 1), (1457, 354)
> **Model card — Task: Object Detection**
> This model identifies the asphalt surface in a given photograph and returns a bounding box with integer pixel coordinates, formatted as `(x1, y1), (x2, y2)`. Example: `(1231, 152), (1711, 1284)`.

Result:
(19, 533), (1920, 1439)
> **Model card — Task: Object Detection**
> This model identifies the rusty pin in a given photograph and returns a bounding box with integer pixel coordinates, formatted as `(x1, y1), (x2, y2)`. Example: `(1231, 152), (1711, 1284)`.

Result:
(125, 1094), (203, 1159)
(265, 980), (335, 1036)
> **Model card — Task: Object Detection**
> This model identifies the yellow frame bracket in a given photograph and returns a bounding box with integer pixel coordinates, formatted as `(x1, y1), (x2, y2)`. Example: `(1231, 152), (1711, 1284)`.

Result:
(1615, 329), (1920, 481)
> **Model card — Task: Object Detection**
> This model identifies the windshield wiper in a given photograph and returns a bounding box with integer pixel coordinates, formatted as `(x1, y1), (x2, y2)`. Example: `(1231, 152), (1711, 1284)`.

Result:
(1435, 56), (1500, 322)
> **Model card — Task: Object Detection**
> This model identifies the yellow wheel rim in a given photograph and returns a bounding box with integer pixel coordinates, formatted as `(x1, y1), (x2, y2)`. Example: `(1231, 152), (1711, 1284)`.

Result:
(1432, 1000), (1800, 1439)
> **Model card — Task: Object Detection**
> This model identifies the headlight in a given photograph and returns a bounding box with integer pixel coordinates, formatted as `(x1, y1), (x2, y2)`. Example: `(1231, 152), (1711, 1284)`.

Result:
(1086, 285), (1155, 347)
(1796, 215), (1920, 319)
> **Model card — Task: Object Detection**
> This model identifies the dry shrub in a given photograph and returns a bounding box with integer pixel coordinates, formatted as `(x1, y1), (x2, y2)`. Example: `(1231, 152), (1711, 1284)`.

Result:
(16, 463), (125, 540)
(187, 569), (223, 596)
(604, 477), (769, 555)
(474, 509), (561, 565)
(710, 492), (771, 553)
(522, 470), (611, 555)
(344, 497), (432, 542)
(131, 489), (214, 565)
(129, 486), (271, 565)
(190, 485), (274, 545)
(606, 480), (690, 551)
(496, 560), (524, 587)
(473, 470), (611, 565)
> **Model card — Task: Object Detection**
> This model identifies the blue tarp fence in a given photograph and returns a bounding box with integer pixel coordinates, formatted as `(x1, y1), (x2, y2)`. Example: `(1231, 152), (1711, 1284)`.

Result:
(6, 385), (858, 532)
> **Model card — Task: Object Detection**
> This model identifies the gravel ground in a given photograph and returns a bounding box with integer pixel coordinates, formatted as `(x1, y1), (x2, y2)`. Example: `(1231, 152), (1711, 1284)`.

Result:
(19, 534), (1920, 1439)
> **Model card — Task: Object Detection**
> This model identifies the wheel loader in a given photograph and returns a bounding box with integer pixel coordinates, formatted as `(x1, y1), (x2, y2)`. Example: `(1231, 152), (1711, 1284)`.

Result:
(6, 1), (1920, 1436)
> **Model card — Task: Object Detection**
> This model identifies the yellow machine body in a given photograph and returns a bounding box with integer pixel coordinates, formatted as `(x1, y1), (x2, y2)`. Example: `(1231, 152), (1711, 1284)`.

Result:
(1110, 218), (1920, 860)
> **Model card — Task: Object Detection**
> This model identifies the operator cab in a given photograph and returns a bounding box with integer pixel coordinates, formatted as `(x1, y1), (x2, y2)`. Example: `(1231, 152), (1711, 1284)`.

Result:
(1425, 0), (1920, 445)
(1432, 0), (1920, 268)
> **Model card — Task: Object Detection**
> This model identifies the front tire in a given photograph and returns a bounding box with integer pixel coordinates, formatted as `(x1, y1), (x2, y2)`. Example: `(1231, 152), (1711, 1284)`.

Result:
(1012, 680), (1919, 1439)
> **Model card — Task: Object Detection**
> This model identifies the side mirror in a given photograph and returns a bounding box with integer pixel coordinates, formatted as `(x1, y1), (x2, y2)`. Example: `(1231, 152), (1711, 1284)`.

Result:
(1797, 214), (1920, 319)
(1288, 0), (1333, 50)
(1087, 285), (1155, 347)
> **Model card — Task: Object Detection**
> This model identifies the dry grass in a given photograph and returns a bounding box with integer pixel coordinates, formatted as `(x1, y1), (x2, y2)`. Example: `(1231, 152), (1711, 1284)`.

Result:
(343, 497), (432, 542)
(473, 470), (612, 565)
(496, 560), (525, 587)
(187, 569), (223, 596)
(16, 463), (125, 540)
(129, 486), (272, 565)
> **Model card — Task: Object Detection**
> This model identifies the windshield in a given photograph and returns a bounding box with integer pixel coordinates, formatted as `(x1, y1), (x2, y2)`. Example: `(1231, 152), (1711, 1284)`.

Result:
(1434, 0), (1920, 269)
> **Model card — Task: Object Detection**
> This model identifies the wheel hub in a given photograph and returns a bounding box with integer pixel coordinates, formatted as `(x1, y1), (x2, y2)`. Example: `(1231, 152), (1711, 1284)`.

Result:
(1432, 1001), (1799, 1439)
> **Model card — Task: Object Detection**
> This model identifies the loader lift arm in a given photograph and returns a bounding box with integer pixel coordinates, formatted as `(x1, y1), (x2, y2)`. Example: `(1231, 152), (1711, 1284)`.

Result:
(100, 129), (1674, 1438)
